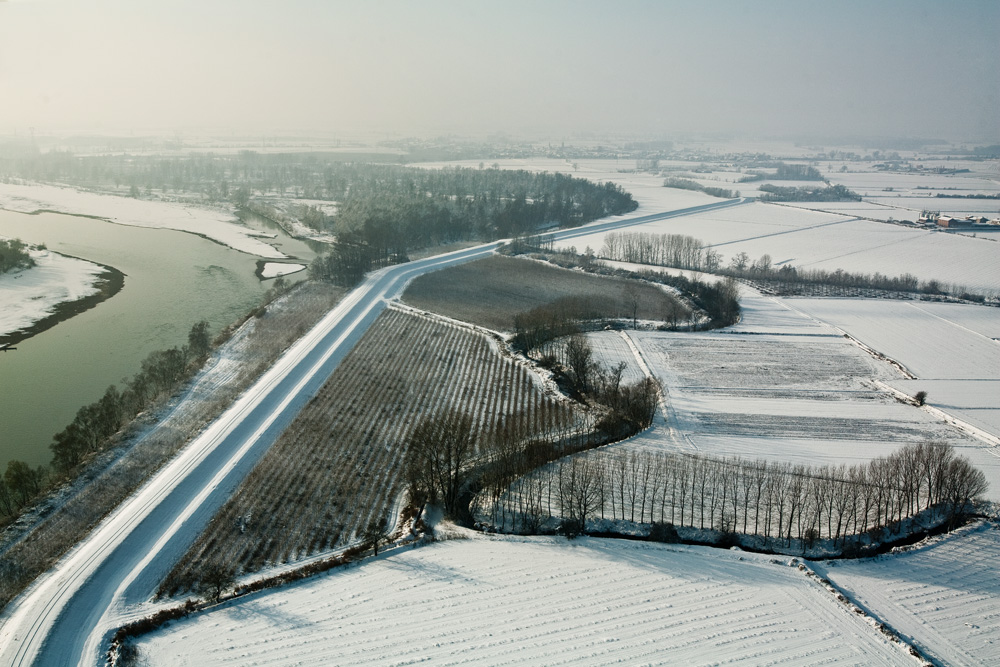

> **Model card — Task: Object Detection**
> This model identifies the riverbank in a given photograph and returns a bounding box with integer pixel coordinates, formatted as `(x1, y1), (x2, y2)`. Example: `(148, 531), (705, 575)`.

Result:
(0, 180), (286, 259)
(0, 246), (125, 346)
(0, 209), (276, 469)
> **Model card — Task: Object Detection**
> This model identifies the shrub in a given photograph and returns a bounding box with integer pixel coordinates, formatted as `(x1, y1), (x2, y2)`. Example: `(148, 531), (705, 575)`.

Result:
(649, 521), (680, 543)
(559, 518), (584, 539)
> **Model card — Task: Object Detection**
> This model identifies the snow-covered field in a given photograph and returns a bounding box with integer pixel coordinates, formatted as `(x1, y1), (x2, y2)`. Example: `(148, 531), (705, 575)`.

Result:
(0, 246), (106, 338)
(553, 202), (1000, 295)
(786, 198), (1000, 222)
(136, 533), (913, 666)
(827, 170), (1000, 198)
(814, 520), (1000, 667)
(788, 299), (1000, 381)
(787, 298), (1000, 451)
(0, 181), (285, 258)
(586, 286), (1000, 500)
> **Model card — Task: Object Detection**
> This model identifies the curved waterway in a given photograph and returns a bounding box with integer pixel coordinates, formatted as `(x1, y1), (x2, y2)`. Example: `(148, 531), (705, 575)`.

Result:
(0, 209), (317, 469)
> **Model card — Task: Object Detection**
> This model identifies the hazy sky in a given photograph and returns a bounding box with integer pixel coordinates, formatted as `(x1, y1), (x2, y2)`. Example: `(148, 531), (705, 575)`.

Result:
(1, 0), (997, 140)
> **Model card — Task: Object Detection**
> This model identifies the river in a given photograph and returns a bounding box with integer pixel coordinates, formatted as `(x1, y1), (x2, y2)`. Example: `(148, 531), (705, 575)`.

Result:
(0, 209), (317, 469)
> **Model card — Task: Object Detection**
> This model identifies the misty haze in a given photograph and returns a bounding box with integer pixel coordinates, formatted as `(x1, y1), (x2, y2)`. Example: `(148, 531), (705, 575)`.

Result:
(0, 1), (998, 665)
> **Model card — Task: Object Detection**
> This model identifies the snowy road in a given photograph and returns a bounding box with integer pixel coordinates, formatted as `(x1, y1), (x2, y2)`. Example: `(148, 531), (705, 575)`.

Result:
(0, 198), (747, 666)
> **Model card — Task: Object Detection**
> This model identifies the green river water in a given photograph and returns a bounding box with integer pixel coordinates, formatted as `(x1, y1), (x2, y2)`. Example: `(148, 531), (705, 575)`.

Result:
(0, 209), (316, 469)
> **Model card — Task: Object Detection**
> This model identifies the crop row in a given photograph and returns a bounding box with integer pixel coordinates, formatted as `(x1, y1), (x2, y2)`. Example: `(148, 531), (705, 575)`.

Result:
(160, 307), (576, 595)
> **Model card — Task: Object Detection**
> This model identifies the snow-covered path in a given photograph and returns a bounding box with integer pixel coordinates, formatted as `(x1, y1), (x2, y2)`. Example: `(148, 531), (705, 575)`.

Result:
(0, 198), (749, 666)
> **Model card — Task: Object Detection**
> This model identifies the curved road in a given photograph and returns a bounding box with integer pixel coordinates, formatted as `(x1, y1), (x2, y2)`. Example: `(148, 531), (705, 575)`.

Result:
(0, 197), (747, 666)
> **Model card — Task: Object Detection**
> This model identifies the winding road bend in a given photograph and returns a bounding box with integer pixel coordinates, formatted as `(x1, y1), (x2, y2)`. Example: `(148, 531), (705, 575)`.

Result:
(0, 197), (748, 666)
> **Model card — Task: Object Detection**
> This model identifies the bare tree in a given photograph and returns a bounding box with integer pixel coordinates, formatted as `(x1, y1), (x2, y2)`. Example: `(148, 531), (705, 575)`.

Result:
(559, 457), (602, 537)
(359, 516), (390, 556)
(407, 411), (476, 518)
(564, 335), (594, 395)
(199, 563), (236, 603)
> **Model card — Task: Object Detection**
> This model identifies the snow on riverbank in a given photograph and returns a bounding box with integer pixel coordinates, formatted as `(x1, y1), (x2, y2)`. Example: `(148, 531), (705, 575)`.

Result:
(137, 533), (911, 666)
(0, 246), (107, 338)
(259, 262), (306, 279)
(0, 181), (286, 258)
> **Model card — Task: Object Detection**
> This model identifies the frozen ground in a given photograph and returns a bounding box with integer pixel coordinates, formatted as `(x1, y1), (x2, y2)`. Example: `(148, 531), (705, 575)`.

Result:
(787, 299), (1000, 381)
(788, 298), (1000, 452)
(552, 202), (1000, 295)
(814, 520), (1000, 667)
(589, 286), (1000, 501)
(0, 181), (285, 258)
(136, 533), (911, 666)
(0, 245), (106, 338)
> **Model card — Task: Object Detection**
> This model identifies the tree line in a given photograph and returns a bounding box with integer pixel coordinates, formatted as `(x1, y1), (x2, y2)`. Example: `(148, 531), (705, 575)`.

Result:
(758, 183), (860, 202)
(483, 441), (987, 552)
(0, 321), (212, 520)
(310, 167), (637, 286)
(662, 177), (739, 199)
(602, 230), (721, 272)
(738, 163), (825, 182)
(599, 230), (978, 300)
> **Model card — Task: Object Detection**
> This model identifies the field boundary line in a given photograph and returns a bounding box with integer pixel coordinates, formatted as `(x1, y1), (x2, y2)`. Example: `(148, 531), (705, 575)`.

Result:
(777, 298), (918, 379)
(620, 331), (697, 453)
(797, 559), (932, 666)
(875, 381), (1000, 451)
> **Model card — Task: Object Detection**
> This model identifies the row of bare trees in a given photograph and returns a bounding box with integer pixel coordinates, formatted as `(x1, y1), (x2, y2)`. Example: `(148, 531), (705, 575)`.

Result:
(479, 441), (987, 550)
(600, 229), (984, 301)
(602, 231), (722, 272)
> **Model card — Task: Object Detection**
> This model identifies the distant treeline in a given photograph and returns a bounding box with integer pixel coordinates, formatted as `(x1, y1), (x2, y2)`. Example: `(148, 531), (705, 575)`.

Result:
(0, 238), (34, 274)
(758, 183), (860, 202)
(972, 145), (1000, 158)
(311, 167), (637, 286)
(934, 192), (1000, 200)
(738, 163), (825, 182)
(662, 177), (739, 199)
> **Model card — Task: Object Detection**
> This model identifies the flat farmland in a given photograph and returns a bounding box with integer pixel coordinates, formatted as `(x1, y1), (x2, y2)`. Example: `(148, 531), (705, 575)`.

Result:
(582, 287), (999, 498)
(788, 298), (1000, 380)
(160, 307), (577, 595)
(787, 298), (1000, 482)
(814, 520), (1000, 667)
(553, 202), (1000, 295)
(138, 534), (911, 666)
(403, 254), (682, 332)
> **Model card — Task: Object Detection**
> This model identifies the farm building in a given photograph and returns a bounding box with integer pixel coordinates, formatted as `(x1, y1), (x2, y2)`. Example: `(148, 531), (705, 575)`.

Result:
(936, 216), (973, 228)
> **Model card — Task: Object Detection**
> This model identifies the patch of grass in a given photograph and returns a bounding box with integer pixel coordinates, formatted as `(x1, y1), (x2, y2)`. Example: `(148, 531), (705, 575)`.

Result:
(403, 255), (680, 331)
